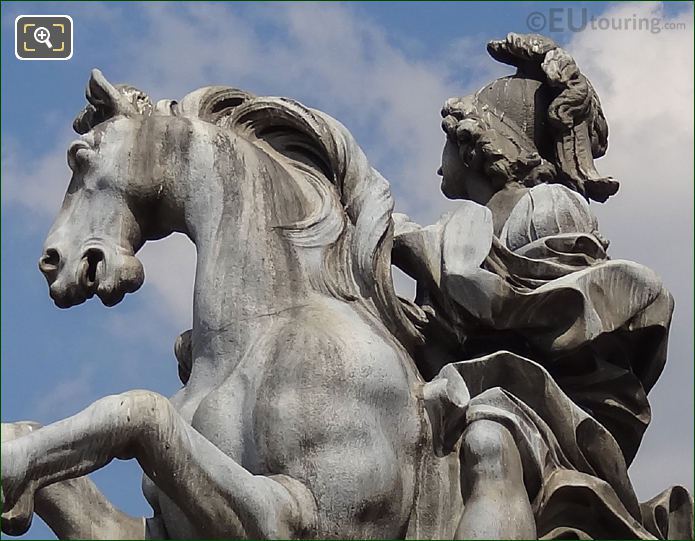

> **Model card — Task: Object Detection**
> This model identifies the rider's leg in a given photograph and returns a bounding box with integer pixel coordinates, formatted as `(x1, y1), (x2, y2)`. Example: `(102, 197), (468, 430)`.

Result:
(455, 419), (536, 539)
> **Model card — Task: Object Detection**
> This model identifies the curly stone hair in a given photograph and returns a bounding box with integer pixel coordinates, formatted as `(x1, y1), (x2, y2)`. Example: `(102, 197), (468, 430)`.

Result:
(441, 94), (558, 191)
(441, 33), (618, 203)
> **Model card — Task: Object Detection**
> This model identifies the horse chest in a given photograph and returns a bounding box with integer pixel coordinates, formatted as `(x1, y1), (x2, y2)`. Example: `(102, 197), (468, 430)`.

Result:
(186, 375), (263, 471)
(152, 375), (266, 538)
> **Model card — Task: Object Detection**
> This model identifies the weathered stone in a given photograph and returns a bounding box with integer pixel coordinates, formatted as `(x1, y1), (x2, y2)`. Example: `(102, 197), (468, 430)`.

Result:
(1, 33), (691, 540)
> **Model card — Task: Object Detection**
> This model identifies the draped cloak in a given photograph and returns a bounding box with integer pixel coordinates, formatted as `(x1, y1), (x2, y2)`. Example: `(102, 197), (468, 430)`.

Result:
(394, 184), (693, 539)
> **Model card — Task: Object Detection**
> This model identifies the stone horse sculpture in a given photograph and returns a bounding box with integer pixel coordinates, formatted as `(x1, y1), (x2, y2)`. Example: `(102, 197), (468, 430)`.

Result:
(1, 33), (693, 540)
(2, 67), (463, 540)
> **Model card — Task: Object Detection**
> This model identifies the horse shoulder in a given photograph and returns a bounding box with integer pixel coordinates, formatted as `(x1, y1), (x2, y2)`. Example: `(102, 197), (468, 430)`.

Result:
(253, 301), (423, 537)
(260, 299), (416, 413)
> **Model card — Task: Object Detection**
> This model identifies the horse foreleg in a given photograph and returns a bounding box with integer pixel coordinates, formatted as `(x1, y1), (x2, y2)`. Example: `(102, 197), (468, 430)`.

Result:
(1, 422), (144, 539)
(35, 477), (145, 540)
(1, 390), (317, 539)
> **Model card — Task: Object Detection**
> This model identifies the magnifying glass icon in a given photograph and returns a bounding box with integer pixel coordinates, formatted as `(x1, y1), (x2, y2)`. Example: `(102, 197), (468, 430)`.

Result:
(33, 26), (53, 49)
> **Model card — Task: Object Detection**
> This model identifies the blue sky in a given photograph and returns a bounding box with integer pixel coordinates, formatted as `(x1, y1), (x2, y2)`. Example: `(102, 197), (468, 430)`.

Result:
(2, 2), (693, 539)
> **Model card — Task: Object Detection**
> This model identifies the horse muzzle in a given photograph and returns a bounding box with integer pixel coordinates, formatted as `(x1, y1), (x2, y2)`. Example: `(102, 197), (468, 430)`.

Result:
(39, 243), (144, 308)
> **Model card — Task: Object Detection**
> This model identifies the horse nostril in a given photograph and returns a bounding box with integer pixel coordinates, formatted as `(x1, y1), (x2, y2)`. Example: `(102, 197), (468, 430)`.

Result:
(83, 248), (105, 286)
(39, 248), (61, 276)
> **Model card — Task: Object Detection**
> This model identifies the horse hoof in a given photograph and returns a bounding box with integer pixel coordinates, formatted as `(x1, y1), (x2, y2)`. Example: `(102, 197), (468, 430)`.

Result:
(1, 489), (35, 536)
(0, 430), (37, 537)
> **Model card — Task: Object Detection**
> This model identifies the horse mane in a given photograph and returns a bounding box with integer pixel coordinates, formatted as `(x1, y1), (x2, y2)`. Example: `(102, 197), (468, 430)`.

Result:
(172, 87), (426, 349)
(71, 74), (425, 349)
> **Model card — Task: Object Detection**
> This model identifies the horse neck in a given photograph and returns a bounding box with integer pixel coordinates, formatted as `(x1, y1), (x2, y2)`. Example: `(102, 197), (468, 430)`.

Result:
(178, 128), (314, 373)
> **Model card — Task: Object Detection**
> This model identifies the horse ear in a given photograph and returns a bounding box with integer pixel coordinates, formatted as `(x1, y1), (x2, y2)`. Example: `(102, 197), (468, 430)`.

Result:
(86, 69), (133, 116)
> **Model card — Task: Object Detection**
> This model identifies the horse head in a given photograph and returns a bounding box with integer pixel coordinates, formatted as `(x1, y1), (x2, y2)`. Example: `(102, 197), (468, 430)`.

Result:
(40, 69), (156, 308)
(39, 69), (425, 352)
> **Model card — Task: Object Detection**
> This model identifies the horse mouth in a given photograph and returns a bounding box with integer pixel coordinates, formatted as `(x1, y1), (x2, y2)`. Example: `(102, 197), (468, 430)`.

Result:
(96, 287), (129, 307)
(50, 288), (89, 309)
(46, 250), (144, 309)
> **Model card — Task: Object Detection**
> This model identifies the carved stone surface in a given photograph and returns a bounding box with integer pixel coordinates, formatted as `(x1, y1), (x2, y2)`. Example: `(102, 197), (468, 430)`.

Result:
(1, 33), (692, 540)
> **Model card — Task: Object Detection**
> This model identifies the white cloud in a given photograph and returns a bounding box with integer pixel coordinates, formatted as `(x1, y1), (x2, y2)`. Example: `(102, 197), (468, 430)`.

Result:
(1, 133), (73, 224)
(566, 1), (693, 499)
(32, 363), (96, 422)
(136, 234), (196, 330)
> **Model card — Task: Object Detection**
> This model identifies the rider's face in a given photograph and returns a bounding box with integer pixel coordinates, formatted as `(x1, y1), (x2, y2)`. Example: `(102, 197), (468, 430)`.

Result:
(438, 138), (495, 204)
